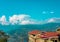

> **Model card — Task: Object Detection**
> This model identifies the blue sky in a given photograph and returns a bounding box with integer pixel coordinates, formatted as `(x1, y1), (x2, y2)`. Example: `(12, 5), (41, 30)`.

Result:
(0, 0), (60, 20)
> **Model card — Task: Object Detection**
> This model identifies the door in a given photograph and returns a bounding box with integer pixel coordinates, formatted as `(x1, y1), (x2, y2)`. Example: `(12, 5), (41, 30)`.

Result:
(55, 40), (57, 42)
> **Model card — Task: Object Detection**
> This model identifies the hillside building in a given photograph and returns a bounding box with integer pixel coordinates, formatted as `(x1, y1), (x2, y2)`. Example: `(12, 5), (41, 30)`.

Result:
(28, 28), (60, 42)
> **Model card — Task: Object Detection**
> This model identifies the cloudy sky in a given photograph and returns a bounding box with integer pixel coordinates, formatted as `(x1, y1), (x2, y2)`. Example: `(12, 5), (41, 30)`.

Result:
(0, 0), (60, 25)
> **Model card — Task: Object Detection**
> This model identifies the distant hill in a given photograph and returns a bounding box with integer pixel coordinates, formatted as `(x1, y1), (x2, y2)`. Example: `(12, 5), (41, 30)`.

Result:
(8, 22), (60, 33)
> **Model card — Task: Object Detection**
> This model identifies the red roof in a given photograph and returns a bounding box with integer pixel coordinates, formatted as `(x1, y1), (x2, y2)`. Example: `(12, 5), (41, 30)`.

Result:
(39, 32), (59, 38)
(38, 35), (48, 38)
(45, 32), (58, 37)
(29, 30), (41, 35)
(29, 30), (59, 38)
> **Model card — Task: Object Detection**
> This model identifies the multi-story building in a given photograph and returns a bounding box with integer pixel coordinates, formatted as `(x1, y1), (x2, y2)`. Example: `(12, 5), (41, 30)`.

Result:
(28, 28), (60, 42)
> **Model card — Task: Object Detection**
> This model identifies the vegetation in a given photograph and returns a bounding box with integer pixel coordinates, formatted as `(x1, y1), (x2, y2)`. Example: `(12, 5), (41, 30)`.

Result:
(0, 31), (9, 42)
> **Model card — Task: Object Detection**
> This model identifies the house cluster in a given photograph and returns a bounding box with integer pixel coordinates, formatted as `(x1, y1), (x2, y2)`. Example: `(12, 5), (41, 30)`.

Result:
(28, 28), (60, 42)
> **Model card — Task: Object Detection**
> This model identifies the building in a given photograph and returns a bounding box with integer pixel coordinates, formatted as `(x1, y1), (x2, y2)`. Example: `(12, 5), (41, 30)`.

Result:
(28, 28), (60, 42)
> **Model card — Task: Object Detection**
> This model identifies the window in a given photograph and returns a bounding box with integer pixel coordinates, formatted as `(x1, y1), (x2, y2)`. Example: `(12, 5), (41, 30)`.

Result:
(44, 39), (47, 42)
(55, 40), (57, 42)
(32, 34), (35, 36)
(51, 38), (57, 42)
(52, 40), (57, 42)
(58, 34), (60, 41)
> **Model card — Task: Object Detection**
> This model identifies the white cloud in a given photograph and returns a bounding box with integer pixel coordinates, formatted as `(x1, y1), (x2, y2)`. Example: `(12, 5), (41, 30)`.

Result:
(47, 18), (60, 23)
(42, 11), (46, 14)
(9, 14), (31, 25)
(9, 14), (40, 25)
(20, 20), (31, 25)
(0, 15), (9, 25)
(50, 11), (54, 14)
(0, 14), (60, 25)
(42, 11), (54, 14)
(9, 15), (18, 25)
(20, 20), (40, 25)
(48, 18), (55, 22)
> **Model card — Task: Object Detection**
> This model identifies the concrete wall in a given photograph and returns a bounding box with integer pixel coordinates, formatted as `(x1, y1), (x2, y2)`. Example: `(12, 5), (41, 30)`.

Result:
(29, 37), (35, 42)
(36, 38), (44, 42)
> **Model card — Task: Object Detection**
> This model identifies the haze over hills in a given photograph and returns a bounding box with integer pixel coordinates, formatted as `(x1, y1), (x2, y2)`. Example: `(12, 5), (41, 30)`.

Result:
(0, 22), (60, 32)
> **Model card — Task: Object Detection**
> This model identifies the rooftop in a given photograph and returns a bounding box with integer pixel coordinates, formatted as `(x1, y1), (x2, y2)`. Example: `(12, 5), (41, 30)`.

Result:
(29, 30), (41, 35)
(29, 30), (60, 38)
